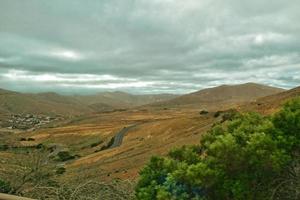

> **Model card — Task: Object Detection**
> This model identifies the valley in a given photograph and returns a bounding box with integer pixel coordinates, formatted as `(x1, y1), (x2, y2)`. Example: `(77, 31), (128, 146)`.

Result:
(0, 82), (299, 200)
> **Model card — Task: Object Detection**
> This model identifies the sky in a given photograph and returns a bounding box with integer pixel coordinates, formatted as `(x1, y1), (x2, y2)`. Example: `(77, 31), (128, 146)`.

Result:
(0, 0), (299, 94)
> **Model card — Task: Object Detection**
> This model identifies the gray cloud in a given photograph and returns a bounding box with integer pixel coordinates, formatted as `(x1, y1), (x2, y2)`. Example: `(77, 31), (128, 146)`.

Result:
(0, 0), (299, 94)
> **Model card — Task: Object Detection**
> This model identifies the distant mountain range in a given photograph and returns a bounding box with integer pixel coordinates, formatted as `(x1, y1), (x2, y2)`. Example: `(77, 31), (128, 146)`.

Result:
(0, 83), (293, 116)
(0, 89), (177, 116)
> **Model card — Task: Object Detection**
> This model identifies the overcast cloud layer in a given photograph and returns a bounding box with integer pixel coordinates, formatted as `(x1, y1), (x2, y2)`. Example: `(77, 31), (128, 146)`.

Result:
(0, 0), (299, 94)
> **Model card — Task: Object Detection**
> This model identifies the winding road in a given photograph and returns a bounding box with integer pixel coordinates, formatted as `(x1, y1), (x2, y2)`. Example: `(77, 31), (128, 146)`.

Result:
(109, 124), (137, 149)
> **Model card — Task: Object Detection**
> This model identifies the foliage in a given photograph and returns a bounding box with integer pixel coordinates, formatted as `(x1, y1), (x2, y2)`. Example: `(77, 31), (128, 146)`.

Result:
(0, 178), (11, 193)
(136, 98), (300, 200)
(56, 167), (66, 175)
(90, 140), (103, 148)
(0, 150), (58, 195)
(97, 137), (115, 152)
(0, 144), (8, 151)
(200, 110), (209, 115)
(56, 151), (75, 161)
(0, 148), (135, 200)
(25, 180), (136, 200)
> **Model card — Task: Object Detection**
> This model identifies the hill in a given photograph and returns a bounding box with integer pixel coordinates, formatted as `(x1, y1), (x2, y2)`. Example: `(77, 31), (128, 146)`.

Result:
(242, 85), (300, 114)
(0, 91), (91, 116)
(75, 92), (177, 110)
(147, 83), (285, 110)
(0, 89), (177, 116)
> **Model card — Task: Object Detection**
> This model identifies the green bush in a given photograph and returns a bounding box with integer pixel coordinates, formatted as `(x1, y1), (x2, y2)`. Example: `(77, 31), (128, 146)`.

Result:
(90, 140), (103, 148)
(56, 167), (66, 175)
(136, 98), (300, 200)
(56, 151), (75, 162)
(200, 110), (209, 115)
(0, 144), (8, 151)
(213, 111), (222, 118)
(0, 178), (11, 193)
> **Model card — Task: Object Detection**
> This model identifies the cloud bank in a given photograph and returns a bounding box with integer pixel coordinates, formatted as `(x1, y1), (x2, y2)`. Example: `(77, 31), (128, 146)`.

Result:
(0, 0), (299, 94)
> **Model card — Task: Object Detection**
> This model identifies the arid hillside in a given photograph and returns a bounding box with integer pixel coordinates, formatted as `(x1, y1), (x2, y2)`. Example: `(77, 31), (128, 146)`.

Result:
(0, 89), (177, 116)
(0, 89), (89, 116)
(74, 92), (177, 110)
(147, 83), (284, 110)
(241, 85), (300, 114)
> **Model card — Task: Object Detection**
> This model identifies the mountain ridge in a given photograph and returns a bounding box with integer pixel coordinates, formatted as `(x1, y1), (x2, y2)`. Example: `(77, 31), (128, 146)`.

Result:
(145, 83), (285, 110)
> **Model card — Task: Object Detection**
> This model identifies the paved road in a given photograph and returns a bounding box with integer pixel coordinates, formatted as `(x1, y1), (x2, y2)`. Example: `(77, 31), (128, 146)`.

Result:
(109, 124), (137, 149)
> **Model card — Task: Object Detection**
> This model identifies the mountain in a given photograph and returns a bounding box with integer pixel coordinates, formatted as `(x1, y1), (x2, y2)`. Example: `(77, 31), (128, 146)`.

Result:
(0, 83), (286, 116)
(0, 89), (177, 116)
(147, 83), (285, 110)
(74, 92), (177, 110)
(0, 90), (91, 116)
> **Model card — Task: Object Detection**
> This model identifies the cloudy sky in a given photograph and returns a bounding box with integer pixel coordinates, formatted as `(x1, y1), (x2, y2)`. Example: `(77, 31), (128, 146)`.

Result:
(0, 0), (299, 94)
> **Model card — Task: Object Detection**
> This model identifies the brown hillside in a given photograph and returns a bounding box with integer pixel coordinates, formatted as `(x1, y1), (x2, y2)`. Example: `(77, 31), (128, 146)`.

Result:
(0, 89), (177, 116)
(147, 83), (284, 110)
(242, 86), (300, 114)
(74, 92), (177, 110)
(0, 91), (91, 116)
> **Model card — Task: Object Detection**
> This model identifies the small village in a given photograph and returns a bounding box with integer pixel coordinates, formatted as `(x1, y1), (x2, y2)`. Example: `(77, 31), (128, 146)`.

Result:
(3, 114), (60, 130)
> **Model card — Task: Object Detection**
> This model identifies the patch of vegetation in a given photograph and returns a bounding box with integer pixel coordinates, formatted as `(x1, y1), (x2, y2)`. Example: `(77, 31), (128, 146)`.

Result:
(27, 138), (35, 141)
(0, 150), (58, 195)
(56, 167), (66, 175)
(199, 110), (209, 115)
(136, 98), (300, 200)
(96, 137), (115, 152)
(24, 180), (135, 200)
(220, 109), (238, 122)
(36, 143), (44, 149)
(0, 144), (9, 151)
(19, 137), (35, 141)
(56, 151), (75, 162)
(90, 140), (103, 148)
(213, 110), (223, 118)
(0, 178), (11, 193)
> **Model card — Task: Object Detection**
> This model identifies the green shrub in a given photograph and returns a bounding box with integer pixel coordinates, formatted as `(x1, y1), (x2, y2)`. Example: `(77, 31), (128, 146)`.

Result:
(90, 140), (103, 148)
(214, 111), (223, 118)
(56, 151), (75, 162)
(56, 167), (66, 175)
(0, 144), (9, 151)
(200, 110), (209, 115)
(36, 143), (44, 149)
(0, 178), (11, 193)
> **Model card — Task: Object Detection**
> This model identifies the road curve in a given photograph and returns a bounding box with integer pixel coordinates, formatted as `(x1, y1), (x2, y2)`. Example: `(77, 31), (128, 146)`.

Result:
(109, 124), (137, 149)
